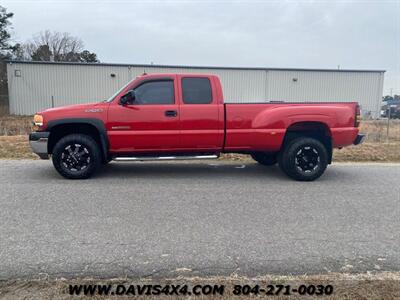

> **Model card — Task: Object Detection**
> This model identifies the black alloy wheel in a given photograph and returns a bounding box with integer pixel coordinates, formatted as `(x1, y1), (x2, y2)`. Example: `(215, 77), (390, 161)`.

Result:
(294, 145), (320, 174)
(61, 143), (91, 172)
(52, 134), (101, 179)
(278, 137), (328, 181)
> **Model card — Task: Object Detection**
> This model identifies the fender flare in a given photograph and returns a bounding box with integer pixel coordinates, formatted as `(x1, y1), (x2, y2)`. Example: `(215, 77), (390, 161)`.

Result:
(46, 118), (109, 162)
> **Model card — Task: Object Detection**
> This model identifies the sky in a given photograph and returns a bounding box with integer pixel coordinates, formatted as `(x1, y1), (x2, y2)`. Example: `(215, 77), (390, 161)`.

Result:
(3, 0), (400, 95)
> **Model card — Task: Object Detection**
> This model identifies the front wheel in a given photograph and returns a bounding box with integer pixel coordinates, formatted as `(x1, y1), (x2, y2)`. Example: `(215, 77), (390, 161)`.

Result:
(278, 137), (328, 181)
(52, 134), (101, 179)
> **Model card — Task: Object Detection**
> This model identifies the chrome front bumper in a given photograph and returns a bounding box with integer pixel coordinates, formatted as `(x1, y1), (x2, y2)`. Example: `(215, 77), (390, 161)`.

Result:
(353, 134), (366, 145)
(29, 132), (50, 159)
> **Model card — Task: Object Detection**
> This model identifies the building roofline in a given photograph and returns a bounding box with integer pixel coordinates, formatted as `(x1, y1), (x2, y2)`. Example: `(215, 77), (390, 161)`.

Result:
(5, 60), (386, 73)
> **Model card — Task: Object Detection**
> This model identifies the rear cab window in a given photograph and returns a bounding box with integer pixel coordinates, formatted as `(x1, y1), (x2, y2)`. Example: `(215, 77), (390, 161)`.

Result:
(182, 77), (212, 104)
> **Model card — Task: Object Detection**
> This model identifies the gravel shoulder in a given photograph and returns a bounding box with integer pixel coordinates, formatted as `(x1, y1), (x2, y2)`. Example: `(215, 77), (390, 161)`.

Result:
(1, 273), (399, 299)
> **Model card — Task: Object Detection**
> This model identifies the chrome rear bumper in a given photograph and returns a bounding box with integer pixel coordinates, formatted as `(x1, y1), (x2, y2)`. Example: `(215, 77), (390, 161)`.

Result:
(29, 132), (50, 159)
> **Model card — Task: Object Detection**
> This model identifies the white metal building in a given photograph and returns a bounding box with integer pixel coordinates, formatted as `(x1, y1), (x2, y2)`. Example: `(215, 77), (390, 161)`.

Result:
(6, 61), (384, 117)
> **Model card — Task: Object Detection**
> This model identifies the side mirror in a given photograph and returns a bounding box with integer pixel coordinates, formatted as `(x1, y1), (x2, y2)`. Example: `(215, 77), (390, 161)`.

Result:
(120, 90), (135, 105)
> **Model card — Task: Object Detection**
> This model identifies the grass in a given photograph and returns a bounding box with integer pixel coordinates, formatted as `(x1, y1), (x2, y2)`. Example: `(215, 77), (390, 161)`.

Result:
(0, 115), (32, 136)
(0, 272), (399, 299)
(333, 142), (400, 162)
(0, 103), (9, 116)
(0, 135), (38, 159)
(362, 119), (400, 142)
(0, 116), (399, 161)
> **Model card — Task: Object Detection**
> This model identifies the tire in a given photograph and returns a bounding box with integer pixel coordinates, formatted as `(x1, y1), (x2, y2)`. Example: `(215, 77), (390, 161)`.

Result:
(251, 152), (277, 166)
(102, 156), (112, 165)
(52, 134), (101, 179)
(278, 137), (328, 181)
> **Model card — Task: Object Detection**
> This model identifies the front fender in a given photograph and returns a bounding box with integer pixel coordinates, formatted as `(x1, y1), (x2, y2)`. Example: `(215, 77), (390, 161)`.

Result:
(46, 118), (109, 162)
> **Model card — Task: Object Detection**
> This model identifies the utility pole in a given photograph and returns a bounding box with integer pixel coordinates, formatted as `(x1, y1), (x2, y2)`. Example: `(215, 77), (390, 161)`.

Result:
(386, 88), (393, 142)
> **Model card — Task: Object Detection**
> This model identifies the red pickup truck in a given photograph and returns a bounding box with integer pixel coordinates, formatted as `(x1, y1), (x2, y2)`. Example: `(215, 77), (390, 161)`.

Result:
(29, 73), (364, 181)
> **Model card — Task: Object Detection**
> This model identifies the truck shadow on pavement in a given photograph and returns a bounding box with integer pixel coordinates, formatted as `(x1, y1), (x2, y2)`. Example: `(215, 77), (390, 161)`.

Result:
(89, 161), (350, 182)
(96, 162), (287, 180)
(16, 161), (354, 183)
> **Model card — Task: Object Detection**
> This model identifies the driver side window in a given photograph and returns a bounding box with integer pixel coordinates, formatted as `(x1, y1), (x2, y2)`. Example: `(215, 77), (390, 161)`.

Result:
(134, 80), (175, 104)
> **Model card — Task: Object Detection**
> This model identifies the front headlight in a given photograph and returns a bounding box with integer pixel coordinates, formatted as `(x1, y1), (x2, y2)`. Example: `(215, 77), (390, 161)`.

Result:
(32, 114), (43, 131)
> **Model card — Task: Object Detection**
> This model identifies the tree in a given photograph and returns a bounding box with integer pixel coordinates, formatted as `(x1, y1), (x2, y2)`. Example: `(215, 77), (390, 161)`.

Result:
(0, 5), (18, 60)
(10, 43), (24, 60)
(383, 95), (400, 103)
(0, 6), (101, 114)
(24, 30), (83, 61)
(23, 30), (99, 62)
(78, 50), (98, 62)
(383, 95), (393, 102)
(31, 44), (52, 61)
(0, 5), (20, 114)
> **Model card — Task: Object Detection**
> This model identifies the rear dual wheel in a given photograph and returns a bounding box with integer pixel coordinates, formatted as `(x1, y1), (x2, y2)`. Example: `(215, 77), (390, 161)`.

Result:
(278, 137), (328, 181)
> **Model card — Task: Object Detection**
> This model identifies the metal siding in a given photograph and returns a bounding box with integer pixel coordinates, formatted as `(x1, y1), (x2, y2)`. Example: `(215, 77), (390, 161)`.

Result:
(127, 66), (267, 102)
(267, 70), (384, 117)
(7, 63), (130, 115)
(7, 62), (383, 117)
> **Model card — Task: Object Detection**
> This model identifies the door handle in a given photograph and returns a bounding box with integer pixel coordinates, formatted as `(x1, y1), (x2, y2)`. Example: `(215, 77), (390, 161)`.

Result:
(165, 110), (177, 117)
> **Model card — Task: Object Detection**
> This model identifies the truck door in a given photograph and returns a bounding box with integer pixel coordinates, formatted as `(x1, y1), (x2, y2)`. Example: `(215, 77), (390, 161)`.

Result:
(107, 77), (180, 152)
(178, 76), (224, 151)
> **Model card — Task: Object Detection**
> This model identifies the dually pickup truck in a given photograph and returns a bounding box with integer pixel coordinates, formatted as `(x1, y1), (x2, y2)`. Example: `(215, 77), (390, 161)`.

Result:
(30, 73), (364, 181)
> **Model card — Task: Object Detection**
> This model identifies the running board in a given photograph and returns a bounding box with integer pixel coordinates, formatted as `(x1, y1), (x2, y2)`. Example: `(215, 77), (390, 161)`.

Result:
(113, 155), (219, 161)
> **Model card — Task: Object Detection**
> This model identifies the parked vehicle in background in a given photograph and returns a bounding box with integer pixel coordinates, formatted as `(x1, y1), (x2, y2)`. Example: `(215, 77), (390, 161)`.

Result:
(29, 73), (364, 181)
(381, 100), (400, 119)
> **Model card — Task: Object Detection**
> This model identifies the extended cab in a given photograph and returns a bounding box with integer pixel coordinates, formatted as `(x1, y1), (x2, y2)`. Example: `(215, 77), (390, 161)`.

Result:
(29, 73), (364, 181)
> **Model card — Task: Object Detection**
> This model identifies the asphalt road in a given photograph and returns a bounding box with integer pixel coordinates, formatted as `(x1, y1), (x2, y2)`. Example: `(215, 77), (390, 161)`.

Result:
(0, 160), (399, 280)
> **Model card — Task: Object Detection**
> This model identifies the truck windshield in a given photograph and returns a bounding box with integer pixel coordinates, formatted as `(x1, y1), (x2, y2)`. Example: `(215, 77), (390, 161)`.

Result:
(105, 81), (131, 102)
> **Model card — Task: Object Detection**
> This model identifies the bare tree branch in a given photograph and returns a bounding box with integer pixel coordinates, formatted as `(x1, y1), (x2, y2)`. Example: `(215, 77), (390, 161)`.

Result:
(23, 30), (84, 62)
